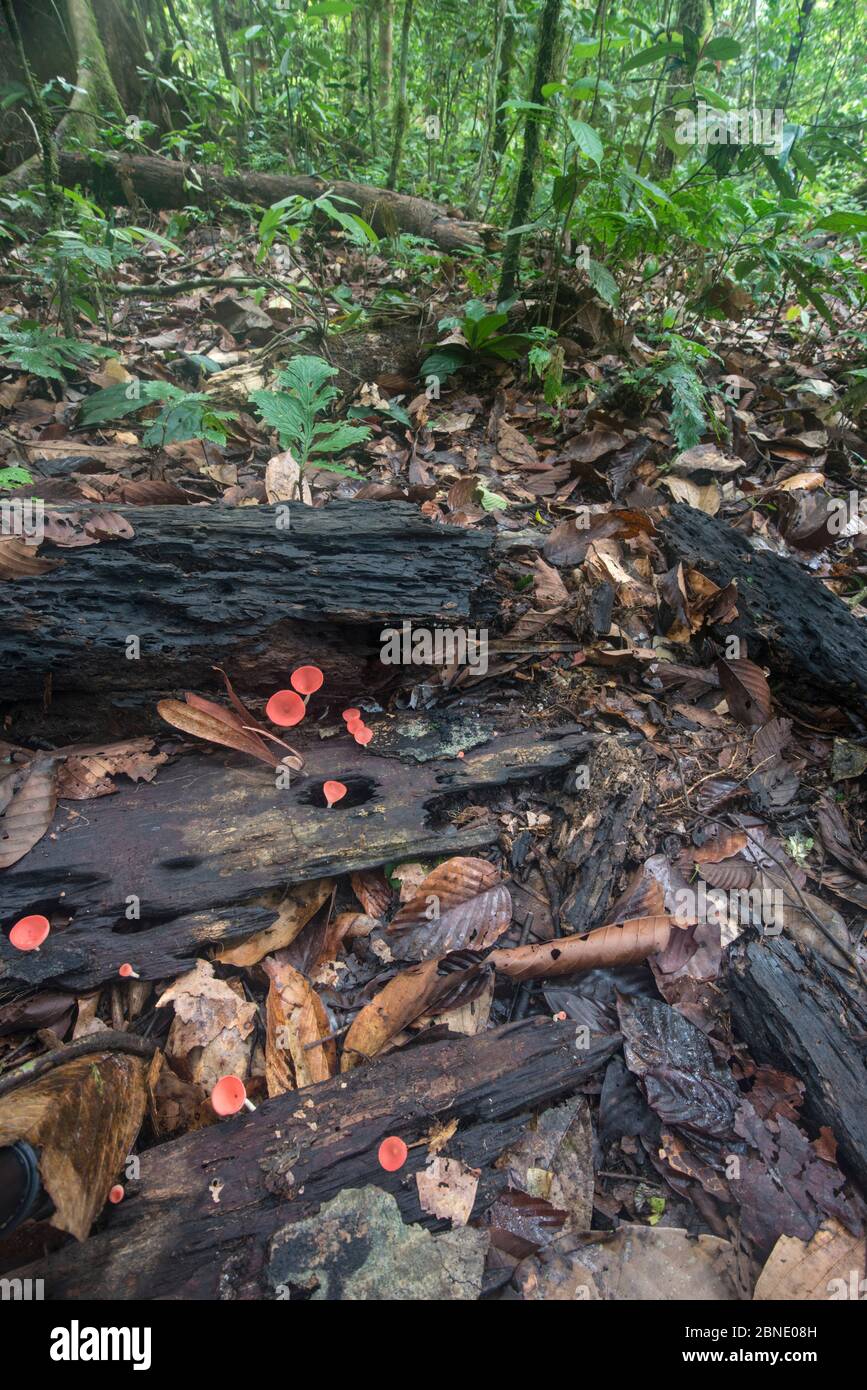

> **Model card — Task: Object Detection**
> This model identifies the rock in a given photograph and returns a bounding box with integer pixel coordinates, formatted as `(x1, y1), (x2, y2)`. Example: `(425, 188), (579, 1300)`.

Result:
(267, 1185), (489, 1300)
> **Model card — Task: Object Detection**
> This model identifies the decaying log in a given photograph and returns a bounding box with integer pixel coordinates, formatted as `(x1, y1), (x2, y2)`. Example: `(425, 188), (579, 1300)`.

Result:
(726, 933), (867, 1190)
(2, 1018), (618, 1298)
(3, 502), (495, 707)
(56, 151), (492, 256)
(659, 503), (867, 709)
(0, 723), (598, 996)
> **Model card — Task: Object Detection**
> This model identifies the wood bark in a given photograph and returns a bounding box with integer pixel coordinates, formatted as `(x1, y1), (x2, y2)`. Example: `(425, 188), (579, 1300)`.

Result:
(0, 724), (599, 997)
(55, 150), (493, 255)
(659, 503), (867, 710)
(2, 1018), (619, 1298)
(3, 502), (495, 706)
(726, 933), (867, 1190)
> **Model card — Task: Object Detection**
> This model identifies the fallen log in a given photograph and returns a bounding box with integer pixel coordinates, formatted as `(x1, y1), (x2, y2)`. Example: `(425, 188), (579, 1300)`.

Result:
(659, 503), (867, 710)
(56, 151), (492, 256)
(1, 1018), (618, 1298)
(0, 723), (598, 996)
(2, 502), (495, 707)
(726, 933), (867, 1190)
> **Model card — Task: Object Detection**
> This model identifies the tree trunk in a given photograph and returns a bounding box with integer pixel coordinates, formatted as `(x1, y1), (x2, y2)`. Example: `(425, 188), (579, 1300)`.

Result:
(386, 0), (414, 190)
(492, 5), (515, 157)
(653, 0), (710, 178)
(377, 0), (394, 104)
(498, 0), (562, 301)
(54, 150), (491, 253)
(209, 0), (235, 85)
(2, 1019), (617, 1298)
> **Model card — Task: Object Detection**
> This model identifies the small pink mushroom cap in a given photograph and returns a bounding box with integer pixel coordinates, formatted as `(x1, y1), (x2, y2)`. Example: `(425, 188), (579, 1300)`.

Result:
(378, 1136), (408, 1172)
(352, 725), (373, 747)
(211, 1075), (248, 1116)
(323, 780), (347, 808)
(342, 708), (361, 723)
(266, 689), (306, 726)
(9, 915), (50, 952)
(108, 1184), (125, 1204)
(118, 963), (138, 979)
(290, 665), (324, 696)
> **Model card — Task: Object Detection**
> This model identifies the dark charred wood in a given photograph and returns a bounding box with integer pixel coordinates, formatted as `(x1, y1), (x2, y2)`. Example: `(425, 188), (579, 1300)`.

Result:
(2, 1018), (619, 1299)
(0, 724), (598, 997)
(726, 933), (867, 1190)
(659, 504), (867, 710)
(3, 502), (495, 707)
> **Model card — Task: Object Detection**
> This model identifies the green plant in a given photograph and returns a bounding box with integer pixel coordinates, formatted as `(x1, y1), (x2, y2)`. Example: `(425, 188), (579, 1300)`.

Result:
(250, 356), (371, 473)
(79, 380), (238, 446)
(0, 316), (111, 382)
(0, 464), (33, 490)
(421, 300), (553, 382)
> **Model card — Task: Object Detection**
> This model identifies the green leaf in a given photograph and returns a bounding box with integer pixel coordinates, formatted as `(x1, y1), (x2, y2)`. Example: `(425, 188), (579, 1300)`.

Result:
(622, 40), (681, 72)
(586, 259), (619, 305)
(567, 118), (603, 168)
(815, 210), (867, 235)
(702, 36), (741, 61)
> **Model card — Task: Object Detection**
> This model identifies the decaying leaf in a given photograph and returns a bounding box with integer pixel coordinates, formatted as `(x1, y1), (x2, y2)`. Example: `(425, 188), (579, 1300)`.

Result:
(218, 879), (333, 967)
(754, 1219), (867, 1300)
(489, 916), (675, 982)
(0, 536), (59, 580)
(0, 756), (58, 868)
(757, 869), (854, 973)
(263, 958), (336, 1095)
(157, 697), (281, 766)
(716, 657), (773, 726)
(341, 952), (493, 1071)
(0, 1051), (148, 1240)
(56, 739), (168, 799)
(387, 855), (512, 960)
(416, 1156), (480, 1226)
(157, 959), (258, 1089)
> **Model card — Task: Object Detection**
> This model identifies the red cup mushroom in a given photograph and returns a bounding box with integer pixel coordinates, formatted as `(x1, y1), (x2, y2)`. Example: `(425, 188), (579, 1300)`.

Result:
(211, 1075), (256, 1116)
(342, 708), (361, 723)
(118, 963), (140, 979)
(352, 725), (373, 747)
(108, 1184), (125, 1204)
(266, 689), (306, 727)
(378, 1136), (408, 1172)
(290, 665), (324, 696)
(323, 779), (347, 808)
(9, 915), (50, 952)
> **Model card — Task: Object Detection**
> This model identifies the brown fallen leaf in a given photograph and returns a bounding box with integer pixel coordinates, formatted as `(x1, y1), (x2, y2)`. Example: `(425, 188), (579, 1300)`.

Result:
(387, 855), (512, 960)
(717, 657), (772, 726)
(754, 1219), (867, 1300)
(0, 1051), (148, 1240)
(57, 739), (168, 799)
(488, 916), (675, 982)
(757, 870), (854, 973)
(0, 536), (58, 580)
(341, 952), (493, 1071)
(156, 959), (258, 1089)
(0, 756), (58, 868)
(218, 879), (333, 967)
(146, 1050), (213, 1137)
(158, 697), (282, 766)
(416, 1156), (480, 1226)
(263, 959), (336, 1095)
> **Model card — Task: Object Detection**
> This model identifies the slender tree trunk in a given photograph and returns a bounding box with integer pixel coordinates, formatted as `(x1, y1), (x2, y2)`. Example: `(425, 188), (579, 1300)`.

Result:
(468, 0), (506, 214)
(498, 0), (562, 302)
(378, 0), (394, 105)
(386, 0), (414, 189)
(0, 0), (74, 336)
(492, 6), (516, 156)
(209, 0), (236, 84)
(653, 0), (709, 177)
(364, 2), (377, 154)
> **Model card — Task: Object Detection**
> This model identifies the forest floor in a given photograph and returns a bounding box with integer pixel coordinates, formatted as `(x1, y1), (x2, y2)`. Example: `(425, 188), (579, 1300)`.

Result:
(1, 211), (866, 1303)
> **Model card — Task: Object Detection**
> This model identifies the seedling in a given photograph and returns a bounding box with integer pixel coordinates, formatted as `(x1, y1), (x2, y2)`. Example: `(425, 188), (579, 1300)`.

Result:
(378, 1136), (408, 1172)
(323, 780), (347, 808)
(211, 1075), (256, 1116)
(9, 915), (50, 951)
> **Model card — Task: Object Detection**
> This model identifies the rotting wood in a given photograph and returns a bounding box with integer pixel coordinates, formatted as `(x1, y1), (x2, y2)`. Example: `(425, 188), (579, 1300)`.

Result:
(726, 932), (867, 1190)
(55, 151), (494, 255)
(0, 723), (599, 997)
(1, 1018), (618, 1298)
(2, 501), (496, 706)
(659, 503), (867, 709)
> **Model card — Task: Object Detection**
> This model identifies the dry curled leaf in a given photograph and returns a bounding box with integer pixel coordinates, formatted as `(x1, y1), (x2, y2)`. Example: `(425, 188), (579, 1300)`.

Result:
(716, 657), (772, 727)
(387, 855), (512, 961)
(263, 959), (336, 1095)
(0, 536), (58, 579)
(341, 952), (493, 1071)
(218, 879), (333, 967)
(0, 755), (57, 868)
(157, 697), (281, 766)
(157, 959), (257, 1090)
(489, 916), (676, 982)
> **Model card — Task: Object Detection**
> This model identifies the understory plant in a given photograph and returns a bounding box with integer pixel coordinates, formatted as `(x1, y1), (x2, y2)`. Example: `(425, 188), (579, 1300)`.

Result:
(250, 355), (371, 474)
